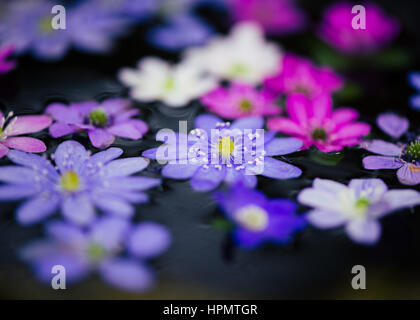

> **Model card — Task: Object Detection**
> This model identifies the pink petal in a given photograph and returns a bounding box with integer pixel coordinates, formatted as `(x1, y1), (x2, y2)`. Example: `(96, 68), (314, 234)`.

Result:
(331, 108), (359, 126)
(308, 93), (332, 123)
(286, 93), (309, 128)
(332, 122), (370, 141)
(88, 129), (115, 149)
(0, 143), (9, 158)
(7, 115), (52, 136)
(3, 137), (47, 153)
(267, 117), (305, 136)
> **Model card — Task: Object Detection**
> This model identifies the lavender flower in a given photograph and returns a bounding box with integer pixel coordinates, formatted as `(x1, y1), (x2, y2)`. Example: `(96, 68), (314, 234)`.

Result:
(299, 178), (420, 245)
(0, 140), (161, 226)
(362, 113), (420, 186)
(0, 0), (131, 60)
(46, 98), (148, 149)
(21, 217), (171, 292)
(408, 71), (420, 111)
(215, 183), (306, 249)
(143, 114), (302, 191)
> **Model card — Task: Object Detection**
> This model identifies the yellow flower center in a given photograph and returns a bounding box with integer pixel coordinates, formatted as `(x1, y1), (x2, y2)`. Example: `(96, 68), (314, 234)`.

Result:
(235, 205), (269, 231)
(86, 243), (107, 262)
(408, 164), (420, 172)
(312, 127), (328, 141)
(39, 16), (54, 34)
(164, 76), (175, 91)
(238, 99), (253, 112)
(89, 108), (108, 127)
(218, 136), (235, 157)
(230, 63), (248, 76)
(60, 171), (80, 192)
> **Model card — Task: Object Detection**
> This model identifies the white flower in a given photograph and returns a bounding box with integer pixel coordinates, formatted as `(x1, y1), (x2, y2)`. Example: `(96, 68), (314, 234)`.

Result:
(118, 57), (217, 108)
(298, 178), (420, 245)
(183, 22), (282, 85)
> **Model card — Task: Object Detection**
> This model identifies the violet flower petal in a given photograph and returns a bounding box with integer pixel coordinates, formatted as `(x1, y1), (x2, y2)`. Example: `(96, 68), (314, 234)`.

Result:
(88, 128), (115, 149)
(361, 139), (403, 156)
(306, 209), (347, 228)
(62, 194), (95, 226)
(128, 222), (171, 259)
(363, 155), (403, 170)
(377, 113), (409, 139)
(397, 163), (420, 185)
(264, 137), (303, 156)
(190, 166), (226, 191)
(259, 157), (302, 179)
(54, 140), (88, 173)
(162, 163), (200, 179)
(17, 196), (60, 225)
(345, 219), (381, 245)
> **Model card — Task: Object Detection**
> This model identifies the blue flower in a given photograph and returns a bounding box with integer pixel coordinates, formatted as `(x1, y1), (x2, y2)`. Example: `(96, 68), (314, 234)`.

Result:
(408, 71), (420, 111)
(21, 217), (171, 291)
(215, 183), (306, 249)
(0, 140), (161, 225)
(143, 114), (302, 192)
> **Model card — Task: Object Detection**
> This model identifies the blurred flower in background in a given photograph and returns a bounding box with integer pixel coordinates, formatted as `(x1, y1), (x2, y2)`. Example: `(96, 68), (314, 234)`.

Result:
(0, 45), (16, 74)
(299, 178), (420, 245)
(0, 141), (161, 225)
(408, 72), (420, 111)
(201, 83), (281, 119)
(264, 53), (343, 98)
(268, 93), (370, 152)
(0, 111), (51, 158)
(0, 0), (131, 60)
(215, 183), (306, 249)
(119, 57), (217, 107)
(184, 22), (282, 84)
(21, 217), (171, 292)
(46, 98), (148, 149)
(318, 2), (400, 55)
(229, 0), (305, 35)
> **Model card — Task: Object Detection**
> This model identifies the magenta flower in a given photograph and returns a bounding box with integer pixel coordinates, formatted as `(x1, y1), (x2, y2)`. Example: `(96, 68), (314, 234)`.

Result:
(46, 98), (148, 149)
(267, 93), (370, 152)
(0, 46), (16, 74)
(230, 0), (305, 35)
(200, 83), (281, 119)
(264, 53), (343, 98)
(362, 113), (420, 186)
(318, 2), (399, 54)
(0, 111), (51, 158)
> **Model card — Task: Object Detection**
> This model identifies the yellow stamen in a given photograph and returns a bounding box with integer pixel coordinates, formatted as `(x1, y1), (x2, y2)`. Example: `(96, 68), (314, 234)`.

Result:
(60, 171), (80, 192)
(235, 205), (269, 231)
(218, 136), (235, 157)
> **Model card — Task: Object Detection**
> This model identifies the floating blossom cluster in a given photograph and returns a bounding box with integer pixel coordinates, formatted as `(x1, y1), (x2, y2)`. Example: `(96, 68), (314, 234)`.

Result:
(46, 98), (148, 149)
(268, 93), (370, 152)
(318, 2), (400, 54)
(362, 113), (420, 186)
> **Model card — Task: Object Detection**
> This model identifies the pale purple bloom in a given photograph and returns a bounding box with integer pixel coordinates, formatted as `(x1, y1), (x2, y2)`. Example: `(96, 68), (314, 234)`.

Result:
(0, 45), (16, 74)
(0, 0), (131, 60)
(215, 183), (306, 249)
(408, 71), (420, 111)
(21, 217), (171, 291)
(143, 114), (302, 191)
(46, 98), (148, 149)
(362, 113), (420, 186)
(299, 178), (420, 245)
(0, 140), (160, 226)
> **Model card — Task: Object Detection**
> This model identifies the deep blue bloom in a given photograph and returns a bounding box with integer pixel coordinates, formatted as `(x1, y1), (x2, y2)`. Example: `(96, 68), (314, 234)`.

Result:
(215, 183), (306, 249)
(408, 72), (420, 111)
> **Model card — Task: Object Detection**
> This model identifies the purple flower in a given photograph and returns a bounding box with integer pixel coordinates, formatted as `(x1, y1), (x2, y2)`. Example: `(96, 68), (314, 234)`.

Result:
(0, 140), (161, 226)
(21, 217), (171, 292)
(215, 183), (306, 249)
(93, 0), (156, 20)
(147, 14), (213, 51)
(0, 0), (131, 60)
(0, 45), (16, 74)
(408, 71), (420, 111)
(362, 113), (420, 186)
(46, 98), (148, 149)
(299, 178), (420, 245)
(143, 114), (302, 191)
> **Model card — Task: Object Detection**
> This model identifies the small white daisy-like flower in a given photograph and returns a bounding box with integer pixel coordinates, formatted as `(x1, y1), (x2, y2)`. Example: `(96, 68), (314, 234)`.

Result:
(118, 57), (217, 108)
(183, 22), (282, 85)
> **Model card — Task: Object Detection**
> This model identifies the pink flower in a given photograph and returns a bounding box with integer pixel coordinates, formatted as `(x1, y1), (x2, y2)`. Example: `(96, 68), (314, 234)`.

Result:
(264, 53), (343, 98)
(0, 46), (16, 74)
(0, 111), (51, 158)
(318, 2), (399, 54)
(230, 0), (305, 35)
(200, 83), (281, 119)
(267, 93), (370, 152)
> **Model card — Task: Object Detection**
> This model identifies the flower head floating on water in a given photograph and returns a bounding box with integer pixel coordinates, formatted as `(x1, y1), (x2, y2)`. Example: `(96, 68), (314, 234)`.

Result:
(143, 114), (302, 191)
(183, 22), (282, 85)
(298, 178), (420, 245)
(215, 183), (306, 249)
(362, 113), (420, 186)
(0, 46), (16, 74)
(264, 53), (343, 98)
(267, 93), (370, 152)
(0, 111), (51, 158)
(119, 57), (217, 108)
(0, 140), (161, 226)
(201, 82), (281, 119)
(229, 0), (306, 35)
(21, 217), (171, 291)
(46, 98), (148, 149)
(0, 0), (131, 60)
(318, 2), (399, 54)
(408, 72), (420, 111)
